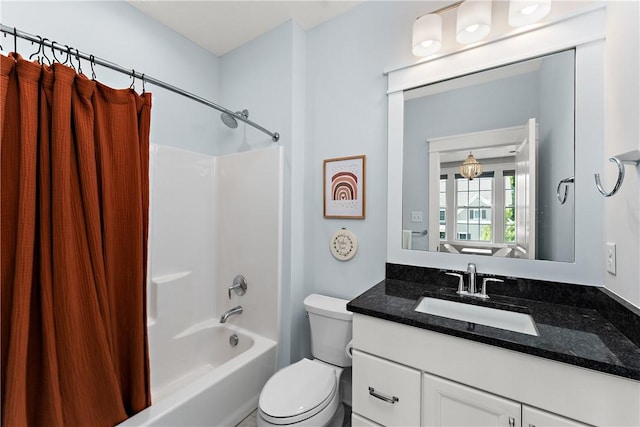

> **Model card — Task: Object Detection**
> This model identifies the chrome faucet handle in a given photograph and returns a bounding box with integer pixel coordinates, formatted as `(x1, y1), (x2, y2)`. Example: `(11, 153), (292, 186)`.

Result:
(228, 274), (247, 299)
(479, 277), (503, 299)
(467, 263), (477, 294)
(445, 272), (466, 295)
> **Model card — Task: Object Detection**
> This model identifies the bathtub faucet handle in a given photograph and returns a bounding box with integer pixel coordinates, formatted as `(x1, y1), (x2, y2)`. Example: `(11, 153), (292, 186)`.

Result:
(228, 275), (247, 299)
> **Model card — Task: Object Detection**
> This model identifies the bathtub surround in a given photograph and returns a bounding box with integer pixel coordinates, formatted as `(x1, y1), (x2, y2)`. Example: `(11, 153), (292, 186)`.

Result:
(128, 145), (282, 425)
(213, 147), (282, 344)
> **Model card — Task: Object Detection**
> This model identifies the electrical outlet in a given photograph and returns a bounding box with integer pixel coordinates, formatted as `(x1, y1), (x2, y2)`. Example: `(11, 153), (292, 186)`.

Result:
(606, 242), (616, 275)
(411, 211), (423, 223)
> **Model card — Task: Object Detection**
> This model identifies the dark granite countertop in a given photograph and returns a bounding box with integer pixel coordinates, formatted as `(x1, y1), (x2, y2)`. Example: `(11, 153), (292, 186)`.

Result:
(347, 265), (640, 381)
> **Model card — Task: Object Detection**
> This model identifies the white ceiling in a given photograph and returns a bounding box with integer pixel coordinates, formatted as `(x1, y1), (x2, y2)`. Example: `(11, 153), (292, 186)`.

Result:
(128, 0), (363, 57)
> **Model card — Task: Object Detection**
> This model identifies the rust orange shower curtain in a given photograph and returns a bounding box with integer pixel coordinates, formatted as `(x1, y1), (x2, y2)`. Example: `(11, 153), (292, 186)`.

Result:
(1, 53), (151, 426)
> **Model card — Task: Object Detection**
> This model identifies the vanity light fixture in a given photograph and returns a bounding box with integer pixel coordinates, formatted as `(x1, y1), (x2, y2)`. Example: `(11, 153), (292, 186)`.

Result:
(508, 0), (551, 27)
(412, 0), (553, 57)
(460, 152), (483, 180)
(456, 0), (492, 44)
(412, 13), (443, 57)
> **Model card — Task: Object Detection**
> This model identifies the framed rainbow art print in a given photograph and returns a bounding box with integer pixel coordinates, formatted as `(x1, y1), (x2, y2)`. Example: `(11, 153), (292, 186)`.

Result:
(323, 155), (366, 219)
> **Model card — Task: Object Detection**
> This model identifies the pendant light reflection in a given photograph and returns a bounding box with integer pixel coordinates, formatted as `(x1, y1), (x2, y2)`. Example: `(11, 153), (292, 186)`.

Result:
(460, 152), (483, 180)
(456, 0), (492, 44)
(413, 14), (443, 57)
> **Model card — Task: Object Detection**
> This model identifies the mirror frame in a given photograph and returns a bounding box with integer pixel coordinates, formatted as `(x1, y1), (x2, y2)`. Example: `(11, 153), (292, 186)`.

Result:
(386, 6), (606, 285)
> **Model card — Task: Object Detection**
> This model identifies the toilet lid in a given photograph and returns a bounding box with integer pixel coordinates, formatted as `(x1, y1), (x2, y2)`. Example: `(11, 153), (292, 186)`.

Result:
(259, 358), (337, 421)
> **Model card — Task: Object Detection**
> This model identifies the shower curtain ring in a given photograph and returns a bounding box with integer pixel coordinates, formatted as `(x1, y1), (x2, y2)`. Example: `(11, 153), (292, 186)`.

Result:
(40, 38), (51, 65)
(51, 41), (61, 63)
(65, 45), (75, 70)
(89, 55), (96, 80)
(141, 74), (146, 93)
(76, 48), (83, 74)
(130, 70), (136, 90)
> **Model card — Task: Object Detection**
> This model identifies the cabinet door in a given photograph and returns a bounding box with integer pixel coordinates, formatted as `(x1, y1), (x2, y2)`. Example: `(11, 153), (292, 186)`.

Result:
(423, 373), (521, 427)
(522, 405), (592, 427)
(352, 350), (421, 427)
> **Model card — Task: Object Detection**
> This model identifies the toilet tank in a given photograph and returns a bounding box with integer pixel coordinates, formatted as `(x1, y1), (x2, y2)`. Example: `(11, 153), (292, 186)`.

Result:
(304, 294), (353, 367)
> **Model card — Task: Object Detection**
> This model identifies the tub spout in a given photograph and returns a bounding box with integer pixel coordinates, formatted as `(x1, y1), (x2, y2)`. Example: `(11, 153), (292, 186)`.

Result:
(220, 306), (243, 323)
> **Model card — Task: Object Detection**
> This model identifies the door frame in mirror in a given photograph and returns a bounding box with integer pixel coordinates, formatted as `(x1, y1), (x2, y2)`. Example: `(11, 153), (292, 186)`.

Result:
(386, 6), (606, 285)
(427, 122), (536, 255)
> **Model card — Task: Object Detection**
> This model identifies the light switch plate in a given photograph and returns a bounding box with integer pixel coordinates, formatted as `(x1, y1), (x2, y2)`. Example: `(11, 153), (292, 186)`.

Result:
(606, 242), (616, 275)
(411, 211), (423, 223)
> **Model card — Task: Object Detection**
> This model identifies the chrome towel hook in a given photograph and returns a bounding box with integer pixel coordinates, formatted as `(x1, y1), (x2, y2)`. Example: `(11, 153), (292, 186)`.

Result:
(556, 176), (574, 204)
(594, 150), (640, 197)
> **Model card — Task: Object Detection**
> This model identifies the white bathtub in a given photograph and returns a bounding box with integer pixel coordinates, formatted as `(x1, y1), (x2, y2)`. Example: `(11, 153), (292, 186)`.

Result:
(119, 322), (277, 427)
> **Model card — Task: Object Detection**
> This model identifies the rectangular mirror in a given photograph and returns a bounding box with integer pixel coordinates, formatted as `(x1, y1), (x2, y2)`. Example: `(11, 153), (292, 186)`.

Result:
(402, 50), (575, 262)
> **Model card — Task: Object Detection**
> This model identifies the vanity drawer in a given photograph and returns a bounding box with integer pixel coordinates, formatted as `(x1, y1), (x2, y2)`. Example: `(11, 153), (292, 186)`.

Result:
(352, 349), (421, 427)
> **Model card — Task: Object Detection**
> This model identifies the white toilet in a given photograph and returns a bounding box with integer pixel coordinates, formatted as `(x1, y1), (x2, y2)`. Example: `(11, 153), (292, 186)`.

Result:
(257, 294), (353, 427)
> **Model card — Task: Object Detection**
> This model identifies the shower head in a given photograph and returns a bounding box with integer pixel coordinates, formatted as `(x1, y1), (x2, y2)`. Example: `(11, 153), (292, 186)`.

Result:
(220, 109), (249, 129)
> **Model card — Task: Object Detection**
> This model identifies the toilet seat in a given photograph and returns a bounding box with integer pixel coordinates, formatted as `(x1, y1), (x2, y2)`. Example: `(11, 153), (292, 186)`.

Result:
(258, 358), (338, 425)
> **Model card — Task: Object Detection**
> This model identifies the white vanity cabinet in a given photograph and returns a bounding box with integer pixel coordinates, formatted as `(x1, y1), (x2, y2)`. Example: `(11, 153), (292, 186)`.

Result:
(423, 372), (521, 427)
(351, 314), (640, 427)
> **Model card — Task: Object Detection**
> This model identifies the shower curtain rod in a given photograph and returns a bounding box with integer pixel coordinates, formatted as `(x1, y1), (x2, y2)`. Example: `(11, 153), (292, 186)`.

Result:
(0, 24), (280, 142)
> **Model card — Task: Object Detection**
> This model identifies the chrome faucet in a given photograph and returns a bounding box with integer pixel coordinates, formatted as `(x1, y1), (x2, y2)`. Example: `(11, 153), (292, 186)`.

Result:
(444, 264), (503, 299)
(467, 263), (477, 295)
(220, 306), (243, 323)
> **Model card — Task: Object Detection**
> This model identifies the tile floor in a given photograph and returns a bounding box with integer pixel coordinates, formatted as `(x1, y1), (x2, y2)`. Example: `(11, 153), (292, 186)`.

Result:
(235, 410), (258, 427)
(236, 406), (352, 427)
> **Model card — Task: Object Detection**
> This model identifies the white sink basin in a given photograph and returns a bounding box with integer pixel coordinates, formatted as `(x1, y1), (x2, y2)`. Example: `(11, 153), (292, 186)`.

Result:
(414, 297), (539, 336)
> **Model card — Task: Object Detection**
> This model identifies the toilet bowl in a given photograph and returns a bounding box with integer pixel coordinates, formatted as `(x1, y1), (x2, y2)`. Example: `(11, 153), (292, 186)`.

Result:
(257, 359), (344, 427)
(257, 294), (353, 427)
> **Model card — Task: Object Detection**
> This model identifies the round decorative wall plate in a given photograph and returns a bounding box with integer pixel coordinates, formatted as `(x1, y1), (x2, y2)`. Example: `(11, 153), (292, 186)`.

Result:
(330, 228), (358, 261)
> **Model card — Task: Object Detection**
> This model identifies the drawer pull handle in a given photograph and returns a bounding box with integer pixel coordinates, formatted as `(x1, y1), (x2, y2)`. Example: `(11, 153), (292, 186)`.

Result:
(368, 386), (399, 404)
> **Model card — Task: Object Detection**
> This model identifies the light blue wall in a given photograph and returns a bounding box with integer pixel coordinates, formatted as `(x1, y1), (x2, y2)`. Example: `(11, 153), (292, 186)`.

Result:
(304, 1), (428, 291)
(1, 1), (220, 155)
